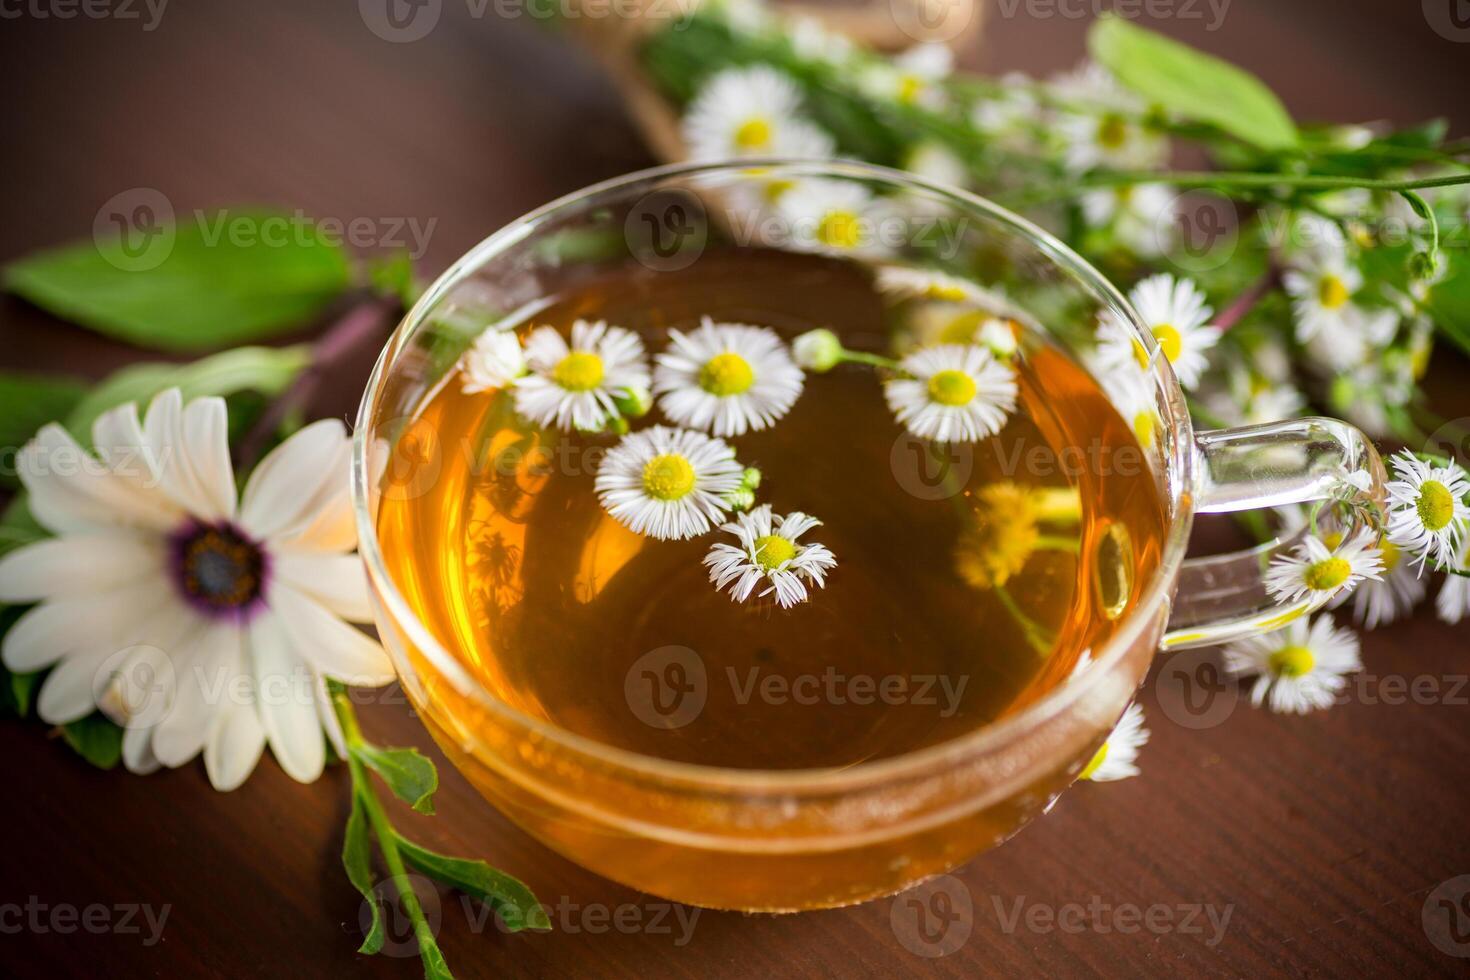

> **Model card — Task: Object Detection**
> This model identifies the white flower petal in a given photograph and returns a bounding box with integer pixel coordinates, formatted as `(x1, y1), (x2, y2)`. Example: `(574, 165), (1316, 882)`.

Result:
(250, 612), (326, 784)
(122, 724), (162, 775)
(1, 583), (166, 673)
(238, 419), (351, 543)
(36, 645), (117, 725)
(269, 584), (395, 685)
(205, 696), (266, 792)
(0, 533), (163, 603)
(18, 423), (177, 534)
(180, 396), (238, 521)
(271, 553), (374, 622)
(152, 618), (236, 768)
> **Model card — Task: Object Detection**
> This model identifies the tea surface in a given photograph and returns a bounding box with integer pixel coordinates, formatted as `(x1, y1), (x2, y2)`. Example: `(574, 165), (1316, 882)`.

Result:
(377, 250), (1165, 770)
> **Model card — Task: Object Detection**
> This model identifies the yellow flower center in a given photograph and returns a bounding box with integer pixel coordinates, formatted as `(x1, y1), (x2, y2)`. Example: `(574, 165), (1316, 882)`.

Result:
(753, 534), (796, 571)
(1268, 644), (1316, 679)
(1151, 323), (1183, 363)
(699, 352), (756, 397)
(817, 210), (863, 250)
(762, 178), (796, 204)
(552, 351), (604, 392)
(1097, 113), (1129, 150)
(897, 74), (924, 104)
(1079, 742), (1108, 780)
(640, 453), (696, 501)
(1380, 538), (1401, 573)
(927, 283), (970, 302)
(1133, 410), (1156, 448)
(1317, 274), (1350, 310)
(1130, 339), (1150, 371)
(734, 116), (772, 151)
(1304, 556), (1351, 592)
(927, 369), (977, 406)
(1417, 479), (1456, 532)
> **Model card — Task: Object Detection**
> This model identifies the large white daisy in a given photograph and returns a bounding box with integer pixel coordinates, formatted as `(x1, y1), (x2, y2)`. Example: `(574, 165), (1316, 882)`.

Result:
(1223, 614), (1361, 714)
(886, 344), (1018, 444)
(1078, 702), (1148, 782)
(1282, 248), (1368, 343)
(594, 425), (744, 541)
(1264, 528), (1385, 606)
(0, 389), (392, 790)
(682, 65), (834, 162)
(653, 318), (805, 437)
(1385, 450), (1470, 571)
(703, 505), (837, 609)
(514, 319), (650, 432)
(1098, 274), (1220, 390)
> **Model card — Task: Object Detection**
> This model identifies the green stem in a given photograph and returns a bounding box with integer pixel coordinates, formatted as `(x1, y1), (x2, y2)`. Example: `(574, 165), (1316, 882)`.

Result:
(1084, 170), (1470, 194)
(1033, 534), (1082, 554)
(331, 688), (447, 971)
(995, 584), (1054, 657)
(837, 348), (904, 371)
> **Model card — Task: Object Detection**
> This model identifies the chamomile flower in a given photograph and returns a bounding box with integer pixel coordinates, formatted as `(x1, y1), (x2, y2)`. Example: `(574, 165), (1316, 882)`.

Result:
(1282, 248), (1365, 343)
(683, 66), (834, 162)
(1264, 527), (1385, 606)
(1079, 183), (1176, 258)
(0, 390), (392, 790)
(971, 75), (1043, 152)
(952, 482), (1081, 590)
(1098, 274), (1220, 390)
(703, 505), (837, 609)
(874, 266), (990, 306)
(514, 319), (650, 432)
(653, 318), (805, 437)
(1051, 62), (1168, 174)
(1435, 536), (1470, 624)
(885, 344), (1018, 443)
(859, 43), (953, 109)
(595, 426), (744, 541)
(1330, 538), (1426, 629)
(459, 328), (526, 394)
(1385, 450), (1470, 570)
(1100, 371), (1161, 455)
(902, 141), (969, 190)
(789, 15), (853, 65)
(1223, 615), (1361, 714)
(776, 178), (883, 255)
(1079, 703), (1148, 782)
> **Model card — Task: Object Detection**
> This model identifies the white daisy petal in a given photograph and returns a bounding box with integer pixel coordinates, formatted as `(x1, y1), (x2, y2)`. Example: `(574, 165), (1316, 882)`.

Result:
(269, 584), (396, 685)
(1097, 274), (1219, 390)
(460, 328), (526, 394)
(682, 65), (832, 162)
(654, 318), (805, 437)
(122, 724), (162, 775)
(36, 644), (120, 725)
(1264, 528), (1384, 605)
(1, 582), (166, 673)
(513, 320), (650, 433)
(885, 343), (1018, 443)
(271, 553), (375, 623)
(0, 533), (163, 602)
(703, 505), (837, 609)
(1384, 450), (1470, 571)
(181, 396), (238, 521)
(204, 682), (267, 792)
(1080, 702), (1148, 782)
(1224, 614), (1361, 714)
(595, 425), (744, 541)
(238, 419), (351, 543)
(250, 612), (326, 785)
(17, 423), (177, 534)
(152, 618), (236, 768)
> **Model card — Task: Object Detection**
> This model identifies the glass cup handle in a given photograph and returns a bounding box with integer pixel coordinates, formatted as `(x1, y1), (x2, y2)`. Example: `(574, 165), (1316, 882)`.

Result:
(1161, 418), (1387, 650)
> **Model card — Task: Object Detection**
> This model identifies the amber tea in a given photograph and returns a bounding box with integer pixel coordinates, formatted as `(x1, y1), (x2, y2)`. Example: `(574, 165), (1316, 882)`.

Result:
(376, 248), (1166, 773)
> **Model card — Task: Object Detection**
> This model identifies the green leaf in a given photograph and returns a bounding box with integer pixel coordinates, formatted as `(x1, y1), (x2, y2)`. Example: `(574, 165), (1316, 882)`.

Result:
(0, 372), (88, 475)
(1426, 252), (1470, 357)
(60, 712), (124, 769)
(343, 789), (387, 955)
(366, 251), (419, 309)
(1089, 15), (1298, 152)
(62, 344), (310, 442)
(352, 745), (439, 815)
(419, 937), (453, 980)
(395, 835), (550, 932)
(4, 208), (351, 352)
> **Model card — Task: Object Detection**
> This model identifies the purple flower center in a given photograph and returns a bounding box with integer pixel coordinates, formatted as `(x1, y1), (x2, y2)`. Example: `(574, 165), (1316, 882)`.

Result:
(170, 521), (267, 618)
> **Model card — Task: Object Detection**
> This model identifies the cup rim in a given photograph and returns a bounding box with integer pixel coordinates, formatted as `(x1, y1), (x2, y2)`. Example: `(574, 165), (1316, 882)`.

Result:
(350, 158), (1196, 793)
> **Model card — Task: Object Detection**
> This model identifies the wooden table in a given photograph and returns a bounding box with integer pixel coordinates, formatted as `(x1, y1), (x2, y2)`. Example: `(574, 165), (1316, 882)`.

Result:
(2, 2), (1467, 976)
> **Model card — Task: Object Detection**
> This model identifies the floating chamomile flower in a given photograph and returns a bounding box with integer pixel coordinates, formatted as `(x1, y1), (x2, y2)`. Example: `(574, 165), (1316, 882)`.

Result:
(1223, 614), (1361, 714)
(704, 505), (837, 609)
(1330, 537), (1425, 629)
(653, 318), (805, 437)
(1098, 274), (1220, 390)
(682, 66), (833, 162)
(1264, 528), (1384, 605)
(595, 426), (745, 541)
(460, 328), (526, 394)
(515, 319), (650, 433)
(1385, 450), (1470, 571)
(1436, 536), (1470, 624)
(1079, 703), (1148, 782)
(885, 344), (1018, 444)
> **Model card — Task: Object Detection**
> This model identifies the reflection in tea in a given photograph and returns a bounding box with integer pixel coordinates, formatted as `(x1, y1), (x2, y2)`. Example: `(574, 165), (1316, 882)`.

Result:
(376, 249), (1165, 771)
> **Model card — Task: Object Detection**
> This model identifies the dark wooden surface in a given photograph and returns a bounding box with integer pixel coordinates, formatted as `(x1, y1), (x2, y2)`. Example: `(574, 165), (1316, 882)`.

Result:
(2, 2), (1469, 977)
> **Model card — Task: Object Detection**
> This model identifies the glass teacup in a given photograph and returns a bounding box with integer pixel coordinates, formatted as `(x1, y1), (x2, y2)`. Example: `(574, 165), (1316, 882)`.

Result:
(352, 161), (1384, 912)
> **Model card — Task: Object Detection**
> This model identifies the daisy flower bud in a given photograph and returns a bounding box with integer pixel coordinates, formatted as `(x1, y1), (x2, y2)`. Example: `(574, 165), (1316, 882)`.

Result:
(792, 328), (844, 373)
